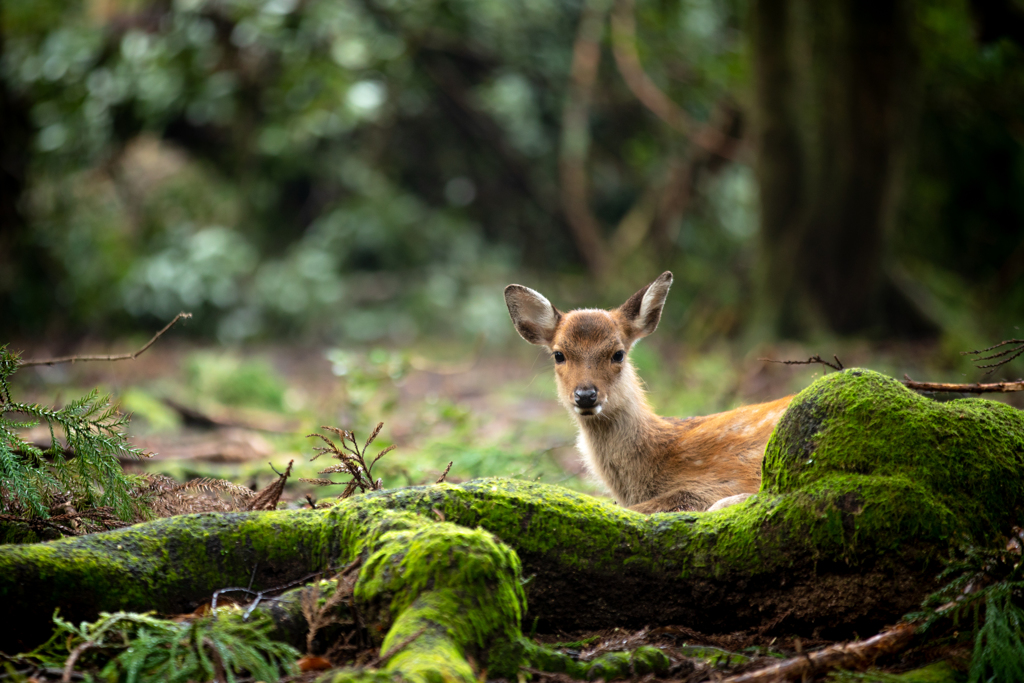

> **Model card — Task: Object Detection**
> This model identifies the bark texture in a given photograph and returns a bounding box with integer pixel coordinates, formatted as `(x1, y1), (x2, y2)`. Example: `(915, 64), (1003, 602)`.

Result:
(1, 370), (1022, 680)
(750, 0), (932, 338)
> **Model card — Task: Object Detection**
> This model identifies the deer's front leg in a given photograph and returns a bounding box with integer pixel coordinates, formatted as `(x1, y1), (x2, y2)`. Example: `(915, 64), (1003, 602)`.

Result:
(627, 488), (709, 514)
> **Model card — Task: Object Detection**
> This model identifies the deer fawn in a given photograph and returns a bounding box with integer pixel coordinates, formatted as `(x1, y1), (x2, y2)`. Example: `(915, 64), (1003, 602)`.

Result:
(504, 271), (793, 513)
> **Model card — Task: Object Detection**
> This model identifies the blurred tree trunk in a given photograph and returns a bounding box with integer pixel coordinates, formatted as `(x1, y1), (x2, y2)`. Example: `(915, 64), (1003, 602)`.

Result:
(0, 0), (25, 292)
(749, 0), (935, 338)
(0, 3), (48, 330)
(1, 0), (69, 333)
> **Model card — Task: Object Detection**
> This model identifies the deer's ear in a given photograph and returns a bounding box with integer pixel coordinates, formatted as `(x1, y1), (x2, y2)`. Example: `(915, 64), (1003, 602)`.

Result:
(504, 284), (561, 346)
(618, 271), (673, 342)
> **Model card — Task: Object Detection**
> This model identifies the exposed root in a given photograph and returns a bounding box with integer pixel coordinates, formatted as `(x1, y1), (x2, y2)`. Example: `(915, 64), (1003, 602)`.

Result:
(720, 623), (917, 683)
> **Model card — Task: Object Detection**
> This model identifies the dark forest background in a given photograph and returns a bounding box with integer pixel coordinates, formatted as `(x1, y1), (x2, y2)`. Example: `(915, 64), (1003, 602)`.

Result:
(1, 0), (1022, 352)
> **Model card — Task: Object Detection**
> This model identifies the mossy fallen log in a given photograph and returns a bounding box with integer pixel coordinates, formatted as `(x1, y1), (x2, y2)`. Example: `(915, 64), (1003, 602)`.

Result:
(1, 370), (1022, 678)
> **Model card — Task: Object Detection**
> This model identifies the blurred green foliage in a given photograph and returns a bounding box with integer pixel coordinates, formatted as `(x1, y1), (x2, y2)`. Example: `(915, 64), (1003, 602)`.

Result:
(184, 352), (286, 409)
(1, 0), (1021, 345)
(1, 0), (757, 343)
(901, 0), (1024, 331)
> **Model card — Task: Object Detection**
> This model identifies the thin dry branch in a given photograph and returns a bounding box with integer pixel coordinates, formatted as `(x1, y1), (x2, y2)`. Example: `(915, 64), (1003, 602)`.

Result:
(62, 637), (95, 683)
(559, 1), (611, 277)
(364, 627), (428, 669)
(610, 0), (687, 131)
(721, 622), (916, 683)
(902, 375), (1024, 394)
(19, 313), (192, 367)
(436, 461), (453, 484)
(610, 0), (741, 160)
(759, 355), (844, 372)
(209, 570), (324, 618)
(962, 338), (1024, 375)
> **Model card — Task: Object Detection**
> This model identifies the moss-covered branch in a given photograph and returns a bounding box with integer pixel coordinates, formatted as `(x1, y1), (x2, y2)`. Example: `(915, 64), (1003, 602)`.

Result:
(2, 370), (1022, 679)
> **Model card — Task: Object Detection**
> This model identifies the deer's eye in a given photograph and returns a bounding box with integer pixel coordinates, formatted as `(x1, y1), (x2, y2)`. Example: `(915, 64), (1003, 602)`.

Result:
(612, 350), (625, 363)
(553, 351), (566, 364)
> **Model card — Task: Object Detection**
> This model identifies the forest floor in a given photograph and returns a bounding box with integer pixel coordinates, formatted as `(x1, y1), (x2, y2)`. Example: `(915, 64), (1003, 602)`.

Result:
(6, 334), (1013, 680)
(12, 334), (1015, 506)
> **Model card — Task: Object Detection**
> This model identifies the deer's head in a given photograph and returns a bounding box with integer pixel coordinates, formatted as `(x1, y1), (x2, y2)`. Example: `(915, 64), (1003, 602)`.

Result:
(504, 272), (673, 418)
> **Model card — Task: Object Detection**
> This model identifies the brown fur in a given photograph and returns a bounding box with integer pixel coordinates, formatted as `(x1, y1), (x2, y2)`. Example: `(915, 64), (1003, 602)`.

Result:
(504, 272), (793, 513)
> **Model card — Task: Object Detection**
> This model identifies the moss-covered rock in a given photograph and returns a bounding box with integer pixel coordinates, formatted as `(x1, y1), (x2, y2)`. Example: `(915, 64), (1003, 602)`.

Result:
(1, 369), (1021, 679)
(763, 368), (1024, 544)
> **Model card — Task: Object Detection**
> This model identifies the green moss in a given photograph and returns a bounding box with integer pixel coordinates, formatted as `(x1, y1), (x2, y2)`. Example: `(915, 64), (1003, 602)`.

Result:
(517, 642), (670, 681)
(584, 651), (632, 680)
(2, 369), (1023, 677)
(355, 520), (526, 681)
(891, 661), (962, 682)
(764, 369), (1024, 545)
(626, 646), (671, 675)
(827, 661), (962, 682)
(0, 509), (335, 650)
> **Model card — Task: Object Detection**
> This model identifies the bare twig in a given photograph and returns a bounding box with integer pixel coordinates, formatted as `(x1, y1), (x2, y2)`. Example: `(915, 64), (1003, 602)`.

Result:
(365, 627), (428, 669)
(436, 461), (453, 484)
(902, 375), (1024, 394)
(610, 0), (741, 159)
(759, 355), (844, 372)
(62, 639), (94, 683)
(962, 338), (1024, 375)
(19, 312), (192, 367)
(61, 614), (138, 683)
(721, 622), (916, 683)
(210, 570), (323, 614)
(559, 0), (611, 277)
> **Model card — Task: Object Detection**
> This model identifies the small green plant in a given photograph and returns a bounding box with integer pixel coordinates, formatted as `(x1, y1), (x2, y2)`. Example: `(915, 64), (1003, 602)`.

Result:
(910, 541), (1024, 683)
(26, 609), (299, 683)
(0, 347), (147, 534)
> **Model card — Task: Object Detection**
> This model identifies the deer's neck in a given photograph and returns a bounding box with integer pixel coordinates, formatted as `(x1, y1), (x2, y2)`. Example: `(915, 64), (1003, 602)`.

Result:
(572, 368), (665, 507)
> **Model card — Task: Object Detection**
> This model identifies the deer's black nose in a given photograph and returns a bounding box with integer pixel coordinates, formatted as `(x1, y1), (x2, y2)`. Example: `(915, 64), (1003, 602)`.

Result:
(574, 387), (598, 408)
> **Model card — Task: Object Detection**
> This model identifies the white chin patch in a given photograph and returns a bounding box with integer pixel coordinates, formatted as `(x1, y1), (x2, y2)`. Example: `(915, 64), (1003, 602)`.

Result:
(574, 404), (603, 416)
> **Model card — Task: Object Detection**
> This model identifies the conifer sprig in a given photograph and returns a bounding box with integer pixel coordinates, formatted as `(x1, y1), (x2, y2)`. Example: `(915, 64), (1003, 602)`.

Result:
(911, 542), (1024, 683)
(26, 609), (298, 683)
(0, 346), (147, 531)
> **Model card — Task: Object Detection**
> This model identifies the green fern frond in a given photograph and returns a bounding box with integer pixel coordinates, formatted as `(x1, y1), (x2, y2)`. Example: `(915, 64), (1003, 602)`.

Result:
(968, 582), (1024, 683)
(913, 542), (1024, 683)
(28, 609), (299, 683)
(0, 436), (57, 518)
